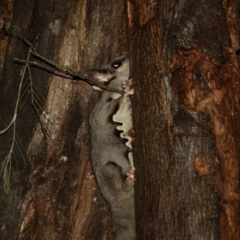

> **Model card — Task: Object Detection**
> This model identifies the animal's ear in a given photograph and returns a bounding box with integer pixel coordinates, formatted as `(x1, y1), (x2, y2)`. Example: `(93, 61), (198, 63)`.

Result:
(84, 69), (111, 83)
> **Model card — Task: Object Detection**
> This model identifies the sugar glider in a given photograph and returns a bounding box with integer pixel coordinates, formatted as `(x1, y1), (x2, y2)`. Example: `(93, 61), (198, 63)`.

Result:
(85, 55), (135, 239)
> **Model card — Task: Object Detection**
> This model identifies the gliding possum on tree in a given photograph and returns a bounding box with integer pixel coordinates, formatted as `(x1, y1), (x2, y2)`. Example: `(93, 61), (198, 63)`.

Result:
(84, 55), (135, 240)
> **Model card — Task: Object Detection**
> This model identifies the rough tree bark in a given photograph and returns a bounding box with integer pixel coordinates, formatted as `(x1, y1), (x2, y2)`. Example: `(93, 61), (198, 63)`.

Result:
(127, 0), (240, 239)
(0, 0), (127, 239)
(0, 0), (239, 240)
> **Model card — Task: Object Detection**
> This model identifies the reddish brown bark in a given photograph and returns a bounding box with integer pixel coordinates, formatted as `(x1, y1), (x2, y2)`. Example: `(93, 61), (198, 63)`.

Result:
(127, 0), (239, 239)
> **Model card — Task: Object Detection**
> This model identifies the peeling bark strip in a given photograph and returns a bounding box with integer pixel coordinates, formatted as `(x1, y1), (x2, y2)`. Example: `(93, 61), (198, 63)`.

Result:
(171, 47), (240, 239)
(127, 0), (239, 239)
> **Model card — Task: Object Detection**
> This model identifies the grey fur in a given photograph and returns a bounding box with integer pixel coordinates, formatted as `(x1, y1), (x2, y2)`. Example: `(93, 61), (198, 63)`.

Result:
(85, 56), (135, 239)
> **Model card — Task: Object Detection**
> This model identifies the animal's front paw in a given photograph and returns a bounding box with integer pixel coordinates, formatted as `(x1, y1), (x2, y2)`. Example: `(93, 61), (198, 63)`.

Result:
(123, 79), (134, 95)
(126, 167), (136, 181)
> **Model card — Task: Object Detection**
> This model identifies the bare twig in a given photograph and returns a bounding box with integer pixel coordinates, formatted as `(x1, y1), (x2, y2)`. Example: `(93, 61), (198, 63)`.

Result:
(0, 113), (17, 134)
(5, 24), (123, 94)
(14, 58), (73, 79)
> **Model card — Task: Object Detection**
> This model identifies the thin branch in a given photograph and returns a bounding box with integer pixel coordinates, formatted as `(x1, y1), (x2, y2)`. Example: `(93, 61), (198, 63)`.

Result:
(0, 113), (17, 134)
(14, 58), (73, 79)
(0, 46), (31, 194)
(5, 24), (123, 94)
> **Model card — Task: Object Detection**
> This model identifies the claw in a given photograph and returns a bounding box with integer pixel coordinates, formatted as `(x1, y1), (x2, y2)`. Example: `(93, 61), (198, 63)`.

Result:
(126, 166), (136, 181)
(123, 79), (134, 94)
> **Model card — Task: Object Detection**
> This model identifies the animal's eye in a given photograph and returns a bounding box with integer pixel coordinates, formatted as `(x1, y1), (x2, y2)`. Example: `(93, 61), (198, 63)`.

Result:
(111, 60), (122, 69)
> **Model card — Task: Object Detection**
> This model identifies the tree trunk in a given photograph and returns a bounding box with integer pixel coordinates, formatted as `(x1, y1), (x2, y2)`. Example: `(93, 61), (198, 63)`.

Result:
(127, 0), (240, 239)
(0, 0), (127, 239)
(0, 0), (239, 239)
